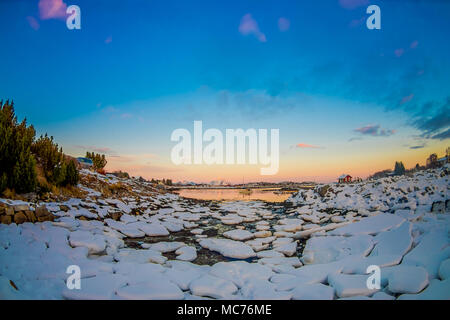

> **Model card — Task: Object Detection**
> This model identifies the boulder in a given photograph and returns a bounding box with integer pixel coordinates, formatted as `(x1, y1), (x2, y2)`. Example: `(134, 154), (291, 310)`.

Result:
(14, 212), (27, 224)
(35, 206), (50, 218)
(5, 207), (14, 216)
(24, 210), (37, 223)
(12, 204), (30, 212)
(431, 201), (445, 214)
(0, 215), (12, 224)
(318, 185), (331, 197)
(111, 212), (122, 221)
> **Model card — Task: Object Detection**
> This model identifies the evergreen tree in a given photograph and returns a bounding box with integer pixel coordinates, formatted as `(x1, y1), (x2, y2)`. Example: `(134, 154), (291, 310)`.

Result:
(64, 160), (79, 186)
(0, 100), (37, 193)
(86, 152), (107, 171)
(394, 161), (406, 176)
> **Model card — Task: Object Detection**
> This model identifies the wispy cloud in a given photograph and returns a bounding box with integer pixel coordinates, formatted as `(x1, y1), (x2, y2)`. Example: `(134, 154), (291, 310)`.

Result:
(395, 48), (405, 57)
(238, 14), (266, 42)
(120, 113), (133, 119)
(400, 93), (414, 105)
(339, 0), (369, 10)
(349, 16), (365, 28)
(38, 0), (67, 20)
(409, 145), (425, 149)
(411, 97), (450, 140)
(75, 145), (115, 155)
(354, 124), (396, 137)
(278, 17), (290, 32)
(26, 16), (40, 30)
(410, 40), (419, 49)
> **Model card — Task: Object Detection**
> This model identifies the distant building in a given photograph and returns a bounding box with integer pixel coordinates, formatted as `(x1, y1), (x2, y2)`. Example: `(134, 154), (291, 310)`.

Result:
(76, 157), (93, 169)
(438, 156), (448, 166)
(338, 174), (352, 183)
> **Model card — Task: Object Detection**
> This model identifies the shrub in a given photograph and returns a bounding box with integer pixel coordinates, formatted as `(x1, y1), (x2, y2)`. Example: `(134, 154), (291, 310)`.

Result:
(32, 134), (64, 182)
(31, 134), (79, 187)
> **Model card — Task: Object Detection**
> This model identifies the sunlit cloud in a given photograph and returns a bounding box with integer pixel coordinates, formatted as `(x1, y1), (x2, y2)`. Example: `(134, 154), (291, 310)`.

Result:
(238, 14), (266, 42)
(38, 0), (68, 20)
(296, 143), (322, 149)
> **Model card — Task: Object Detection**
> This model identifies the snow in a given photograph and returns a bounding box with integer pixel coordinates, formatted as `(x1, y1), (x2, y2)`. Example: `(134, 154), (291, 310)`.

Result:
(69, 230), (106, 254)
(62, 274), (127, 300)
(223, 229), (254, 241)
(291, 283), (335, 300)
(137, 223), (169, 237)
(199, 238), (256, 259)
(385, 265), (429, 294)
(116, 278), (184, 300)
(402, 231), (450, 279)
(398, 279), (450, 300)
(0, 166), (448, 300)
(302, 235), (373, 264)
(329, 213), (405, 236)
(438, 259), (450, 280)
(148, 241), (185, 253)
(274, 241), (297, 256)
(189, 274), (238, 299)
(327, 273), (380, 298)
(175, 246), (197, 261)
(208, 261), (273, 288)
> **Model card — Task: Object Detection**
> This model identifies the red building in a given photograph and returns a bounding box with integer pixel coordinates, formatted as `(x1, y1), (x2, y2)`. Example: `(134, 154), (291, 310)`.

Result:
(338, 174), (352, 183)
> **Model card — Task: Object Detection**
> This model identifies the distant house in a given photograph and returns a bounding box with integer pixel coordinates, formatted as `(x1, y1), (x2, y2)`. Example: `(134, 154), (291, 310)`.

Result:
(438, 156), (448, 166)
(76, 157), (93, 169)
(338, 174), (352, 183)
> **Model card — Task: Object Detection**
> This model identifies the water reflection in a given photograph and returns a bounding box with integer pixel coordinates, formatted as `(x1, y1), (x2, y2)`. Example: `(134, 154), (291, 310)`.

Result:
(174, 188), (294, 202)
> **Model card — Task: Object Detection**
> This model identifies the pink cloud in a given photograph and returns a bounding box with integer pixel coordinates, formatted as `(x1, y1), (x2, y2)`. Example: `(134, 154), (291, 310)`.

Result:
(400, 93), (414, 104)
(105, 36), (113, 44)
(278, 17), (290, 32)
(238, 14), (266, 42)
(410, 40), (419, 49)
(38, 0), (68, 20)
(339, 0), (369, 10)
(296, 143), (321, 149)
(394, 48), (404, 57)
(26, 16), (40, 31)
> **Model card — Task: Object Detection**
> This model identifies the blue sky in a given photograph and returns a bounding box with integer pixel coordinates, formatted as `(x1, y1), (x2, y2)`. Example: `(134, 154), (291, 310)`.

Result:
(1, 0), (449, 182)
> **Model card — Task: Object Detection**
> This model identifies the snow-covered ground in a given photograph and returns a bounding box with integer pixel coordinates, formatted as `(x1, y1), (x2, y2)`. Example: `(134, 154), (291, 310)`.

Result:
(0, 166), (449, 299)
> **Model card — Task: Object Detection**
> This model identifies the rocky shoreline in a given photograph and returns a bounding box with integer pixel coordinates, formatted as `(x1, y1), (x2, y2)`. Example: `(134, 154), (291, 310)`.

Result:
(0, 166), (449, 300)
